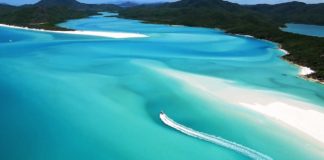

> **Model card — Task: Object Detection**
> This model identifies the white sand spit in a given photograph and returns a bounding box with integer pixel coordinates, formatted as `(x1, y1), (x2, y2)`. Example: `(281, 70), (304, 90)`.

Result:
(0, 24), (148, 39)
(134, 60), (324, 145)
(279, 48), (289, 55)
(240, 102), (324, 144)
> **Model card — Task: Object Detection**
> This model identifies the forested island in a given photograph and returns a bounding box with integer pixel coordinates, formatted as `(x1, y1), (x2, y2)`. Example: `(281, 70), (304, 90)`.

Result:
(0, 0), (323, 82)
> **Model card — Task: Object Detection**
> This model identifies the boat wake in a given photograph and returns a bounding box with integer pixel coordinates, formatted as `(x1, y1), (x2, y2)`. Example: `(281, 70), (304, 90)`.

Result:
(160, 112), (272, 160)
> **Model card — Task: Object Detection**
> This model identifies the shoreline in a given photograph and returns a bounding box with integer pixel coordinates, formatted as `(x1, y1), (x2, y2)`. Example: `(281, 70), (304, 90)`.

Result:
(231, 29), (324, 85)
(234, 32), (323, 85)
(0, 23), (148, 39)
(277, 45), (324, 84)
(278, 46), (315, 76)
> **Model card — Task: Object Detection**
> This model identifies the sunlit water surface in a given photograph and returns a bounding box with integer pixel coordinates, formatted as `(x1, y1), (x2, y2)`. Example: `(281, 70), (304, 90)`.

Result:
(0, 13), (324, 160)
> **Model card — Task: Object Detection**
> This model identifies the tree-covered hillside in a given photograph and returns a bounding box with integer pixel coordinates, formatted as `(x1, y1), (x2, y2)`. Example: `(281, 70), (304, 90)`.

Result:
(0, 6), (94, 30)
(0, 0), (120, 30)
(247, 2), (324, 25)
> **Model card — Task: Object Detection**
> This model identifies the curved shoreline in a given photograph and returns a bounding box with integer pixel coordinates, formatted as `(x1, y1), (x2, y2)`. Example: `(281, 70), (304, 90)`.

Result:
(278, 47), (315, 75)
(234, 33), (321, 84)
(231, 30), (324, 85)
(236, 32), (322, 84)
(277, 46), (323, 84)
(0, 24), (148, 39)
(233, 32), (323, 85)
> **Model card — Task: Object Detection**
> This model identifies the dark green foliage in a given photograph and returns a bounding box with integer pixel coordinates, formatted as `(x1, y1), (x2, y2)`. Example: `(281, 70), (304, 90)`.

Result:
(35, 0), (82, 7)
(35, 0), (120, 12)
(0, 0), (120, 30)
(247, 2), (324, 25)
(0, 6), (95, 30)
(35, 0), (85, 7)
(119, 0), (324, 81)
(0, 4), (17, 16)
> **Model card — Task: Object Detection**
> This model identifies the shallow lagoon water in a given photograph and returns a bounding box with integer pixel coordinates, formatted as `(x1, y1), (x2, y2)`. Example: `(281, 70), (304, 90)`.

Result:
(281, 23), (324, 37)
(0, 13), (324, 160)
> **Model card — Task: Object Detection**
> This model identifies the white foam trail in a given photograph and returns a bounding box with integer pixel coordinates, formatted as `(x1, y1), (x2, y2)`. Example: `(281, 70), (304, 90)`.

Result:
(160, 112), (272, 160)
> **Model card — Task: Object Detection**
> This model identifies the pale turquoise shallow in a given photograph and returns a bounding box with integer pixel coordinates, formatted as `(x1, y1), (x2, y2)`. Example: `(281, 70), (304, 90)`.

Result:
(0, 13), (324, 160)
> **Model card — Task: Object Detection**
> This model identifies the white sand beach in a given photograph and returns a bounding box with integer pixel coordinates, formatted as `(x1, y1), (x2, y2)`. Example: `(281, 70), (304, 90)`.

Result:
(0, 24), (148, 39)
(135, 60), (324, 145)
(279, 48), (289, 55)
(236, 34), (254, 38)
(299, 66), (315, 76)
(278, 48), (315, 76)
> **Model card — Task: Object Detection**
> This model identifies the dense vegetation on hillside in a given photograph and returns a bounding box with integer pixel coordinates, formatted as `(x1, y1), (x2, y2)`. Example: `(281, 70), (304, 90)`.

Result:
(247, 2), (324, 25)
(119, 0), (324, 81)
(0, 6), (94, 30)
(0, 0), (119, 30)
(35, 0), (120, 11)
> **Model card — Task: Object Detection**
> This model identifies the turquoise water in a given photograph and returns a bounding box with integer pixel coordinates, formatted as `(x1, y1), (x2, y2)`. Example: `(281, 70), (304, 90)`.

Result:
(0, 13), (324, 160)
(281, 23), (324, 37)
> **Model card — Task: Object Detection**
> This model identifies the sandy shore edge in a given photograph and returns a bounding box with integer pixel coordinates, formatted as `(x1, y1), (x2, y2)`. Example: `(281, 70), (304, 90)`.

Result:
(278, 47), (323, 84)
(233, 32), (322, 84)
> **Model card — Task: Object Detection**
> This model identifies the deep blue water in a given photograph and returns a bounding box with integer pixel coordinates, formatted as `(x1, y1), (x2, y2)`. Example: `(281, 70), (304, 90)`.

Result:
(281, 23), (324, 37)
(0, 13), (324, 160)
